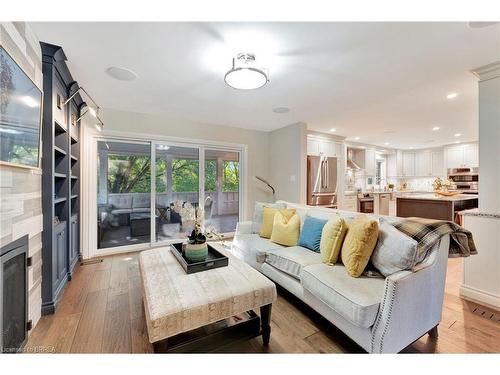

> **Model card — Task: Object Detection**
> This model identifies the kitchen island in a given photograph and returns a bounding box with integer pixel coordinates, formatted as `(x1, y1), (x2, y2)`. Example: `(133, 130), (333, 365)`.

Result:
(396, 193), (478, 221)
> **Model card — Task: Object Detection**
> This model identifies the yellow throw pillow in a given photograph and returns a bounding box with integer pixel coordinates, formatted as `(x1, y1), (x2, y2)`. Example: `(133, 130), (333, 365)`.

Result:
(341, 216), (379, 277)
(260, 207), (296, 239)
(320, 216), (348, 265)
(270, 212), (300, 246)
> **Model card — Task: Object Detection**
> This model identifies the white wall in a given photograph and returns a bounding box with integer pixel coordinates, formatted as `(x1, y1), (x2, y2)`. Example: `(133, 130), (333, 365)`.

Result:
(98, 108), (273, 219)
(269, 122), (307, 203)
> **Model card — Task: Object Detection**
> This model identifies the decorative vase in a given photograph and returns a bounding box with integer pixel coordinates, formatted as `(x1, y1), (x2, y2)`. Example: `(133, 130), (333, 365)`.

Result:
(184, 242), (208, 263)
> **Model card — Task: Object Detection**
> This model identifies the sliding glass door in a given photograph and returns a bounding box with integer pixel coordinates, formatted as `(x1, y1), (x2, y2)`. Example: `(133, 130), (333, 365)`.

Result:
(204, 149), (240, 235)
(94, 138), (242, 253)
(155, 144), (199, 241)
(97, 140), (151, 249)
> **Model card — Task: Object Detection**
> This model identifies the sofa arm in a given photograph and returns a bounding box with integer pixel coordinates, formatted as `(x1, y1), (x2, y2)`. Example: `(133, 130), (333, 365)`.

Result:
(235, 221), (253, 235)
(370, 235), (450, 353)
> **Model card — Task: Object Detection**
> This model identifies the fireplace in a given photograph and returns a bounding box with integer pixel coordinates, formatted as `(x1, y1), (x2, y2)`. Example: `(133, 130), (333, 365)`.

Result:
(1, 235), (29, 353)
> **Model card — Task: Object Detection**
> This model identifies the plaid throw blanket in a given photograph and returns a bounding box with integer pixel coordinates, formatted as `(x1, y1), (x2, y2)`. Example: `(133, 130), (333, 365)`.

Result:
(388, 217), (477, 260)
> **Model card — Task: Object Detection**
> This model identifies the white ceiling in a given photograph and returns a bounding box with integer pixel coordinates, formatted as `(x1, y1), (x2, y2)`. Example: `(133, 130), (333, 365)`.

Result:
(30, 22), (500, 149)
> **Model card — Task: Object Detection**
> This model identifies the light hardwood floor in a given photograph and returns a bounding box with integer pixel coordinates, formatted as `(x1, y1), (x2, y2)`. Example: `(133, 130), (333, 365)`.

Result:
(25, 253), (500, 353)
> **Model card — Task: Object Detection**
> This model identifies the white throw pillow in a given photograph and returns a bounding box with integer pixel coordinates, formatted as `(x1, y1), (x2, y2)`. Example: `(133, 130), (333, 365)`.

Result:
(371, 218), (419, 277)
(252, 202), (286, 234)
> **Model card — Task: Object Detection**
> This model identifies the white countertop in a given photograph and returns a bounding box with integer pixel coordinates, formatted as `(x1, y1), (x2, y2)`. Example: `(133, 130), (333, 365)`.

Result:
(396, 193), (479, 202)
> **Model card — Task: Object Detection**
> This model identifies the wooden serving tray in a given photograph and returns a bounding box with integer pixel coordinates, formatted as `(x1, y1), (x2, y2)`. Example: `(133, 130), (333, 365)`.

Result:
(170, 242), (229, 274)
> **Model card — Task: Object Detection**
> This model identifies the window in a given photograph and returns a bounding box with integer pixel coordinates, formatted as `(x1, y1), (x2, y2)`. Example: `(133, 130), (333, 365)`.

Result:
(171, 159), (199, 192)
(205, 160), (217, 192)
(107, 154), (151, 193)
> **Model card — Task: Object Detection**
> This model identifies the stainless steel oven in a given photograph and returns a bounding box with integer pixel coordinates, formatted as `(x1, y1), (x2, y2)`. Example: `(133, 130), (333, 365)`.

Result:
(358, 194), (374, 213)
(447, 167), (479, 194)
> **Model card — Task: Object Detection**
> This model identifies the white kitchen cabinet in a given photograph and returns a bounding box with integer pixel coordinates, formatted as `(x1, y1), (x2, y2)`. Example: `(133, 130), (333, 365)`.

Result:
(445, 143), (479, 168)
(365, 149), (376, 176)
(387, 153), (397, 177)
(307, 138), (320, 156)
(463, 143), (479, 168)
(307, 136), (342, 158)
(431, 150), (444, 176)
(402, 152), (416, 177)
(415, 150), (432, 176)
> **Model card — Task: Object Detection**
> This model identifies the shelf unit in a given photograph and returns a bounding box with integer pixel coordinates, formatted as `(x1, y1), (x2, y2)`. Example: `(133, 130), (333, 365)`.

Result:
(40, 42), (84, 315)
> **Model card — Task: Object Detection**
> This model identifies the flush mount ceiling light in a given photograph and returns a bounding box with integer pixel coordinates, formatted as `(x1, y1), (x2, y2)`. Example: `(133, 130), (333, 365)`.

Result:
(224, 53), (269, 90)
(106, 66), (138, 81)
(454, 133), (462, 137)
(432, 126), (440, 131)
(447, 92), (458, 99)
(354, 136), (360, 140)
(330, 128), (336, 132)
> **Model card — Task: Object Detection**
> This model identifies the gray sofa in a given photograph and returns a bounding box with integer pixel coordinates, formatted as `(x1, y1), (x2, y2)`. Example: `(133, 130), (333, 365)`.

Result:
(232, 200), (449, 353)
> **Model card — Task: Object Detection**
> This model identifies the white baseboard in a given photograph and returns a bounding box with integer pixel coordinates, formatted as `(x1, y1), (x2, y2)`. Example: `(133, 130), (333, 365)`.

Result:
(459, 284), (500, 310)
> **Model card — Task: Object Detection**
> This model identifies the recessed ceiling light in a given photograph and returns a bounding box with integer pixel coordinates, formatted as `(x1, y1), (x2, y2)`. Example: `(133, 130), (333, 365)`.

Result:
(384, 142), (390, 146)
(447, 93), (458, 100)
(454, 133), (462, 137)
(432, 126), (440, 131)
(409, 147), (414, 149)
(106, 66), (138, 81)
(383, 130), (397, 134)
(455, 141), (461, 144)
(354, 137), (360, 140)
(330, 128), (336, 132)
(424, 140), (435, 143)
(272, 107), (290, 114)
(381, 149), (387, 152)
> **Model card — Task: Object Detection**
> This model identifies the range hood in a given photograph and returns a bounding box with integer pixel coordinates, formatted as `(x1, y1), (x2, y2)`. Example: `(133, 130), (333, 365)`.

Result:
(346, 149), (361, 170)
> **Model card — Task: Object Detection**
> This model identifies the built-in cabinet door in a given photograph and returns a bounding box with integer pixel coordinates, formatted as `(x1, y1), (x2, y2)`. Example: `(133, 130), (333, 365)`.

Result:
(70, 216), (79, 266)
(431, 150), (444, 176)
(463, 143), (479, 168)
(307, 138), (319, 156)
(365, 149), (376, 175)
(415, 151), (432, 176)
(403, 152), (416, 177)
(387, 153), (397, 177)
(52, 223), (67, 292)
(318, 139), (330, 156)
(445, 145), (464, 168)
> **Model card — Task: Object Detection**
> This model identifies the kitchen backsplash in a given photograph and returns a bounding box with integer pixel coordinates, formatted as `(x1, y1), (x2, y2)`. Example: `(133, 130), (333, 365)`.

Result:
(402, 177), (435, 191)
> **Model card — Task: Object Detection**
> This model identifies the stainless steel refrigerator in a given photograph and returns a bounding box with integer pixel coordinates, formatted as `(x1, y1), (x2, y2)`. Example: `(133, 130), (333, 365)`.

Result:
(307, 155), (338, 207)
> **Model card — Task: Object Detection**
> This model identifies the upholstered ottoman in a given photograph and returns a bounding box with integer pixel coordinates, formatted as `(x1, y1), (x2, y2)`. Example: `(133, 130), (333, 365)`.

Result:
(139, 243), (277, 352)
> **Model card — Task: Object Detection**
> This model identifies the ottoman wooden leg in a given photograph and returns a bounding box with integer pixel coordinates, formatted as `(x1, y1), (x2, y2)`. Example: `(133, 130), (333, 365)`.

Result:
(428, 325), (439, 339)
(260, 304), (272, 346)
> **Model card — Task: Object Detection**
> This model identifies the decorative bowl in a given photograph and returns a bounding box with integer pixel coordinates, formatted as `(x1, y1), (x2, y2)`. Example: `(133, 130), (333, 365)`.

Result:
(434, 190), (461, 197)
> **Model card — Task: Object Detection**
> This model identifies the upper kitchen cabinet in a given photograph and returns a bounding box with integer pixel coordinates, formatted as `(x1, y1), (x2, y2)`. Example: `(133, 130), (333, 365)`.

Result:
(415, 150), (432, 176)
(431, 150), (444, 176)
(307, 134), (343, 158)
(402, 152), (416, 177)
(387, 150), (403, 177)
(364, 148), (376, 175)
(444, 143), (479, 169)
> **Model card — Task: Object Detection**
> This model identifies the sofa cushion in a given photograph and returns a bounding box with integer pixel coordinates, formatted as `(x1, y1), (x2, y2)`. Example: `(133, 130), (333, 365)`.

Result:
(252, 202), (286, 234)
(371, 218), (419, 276)
(320, 216), (348, 265)
(111, 208), (133, 215)
(265, 246), (322, 279)
(302, 263), (385, 328)
(232, 234), (283, 263)
(108, 195), (133, 209)
(270, 212), (300, 246)
(260, 207), (295, 239)
(298, 216), (327, 252)
(341, 215), (380, 277)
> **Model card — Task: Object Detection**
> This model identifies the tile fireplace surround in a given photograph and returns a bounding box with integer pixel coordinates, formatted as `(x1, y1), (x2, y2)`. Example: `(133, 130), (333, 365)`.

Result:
(0, 22), (44, 333)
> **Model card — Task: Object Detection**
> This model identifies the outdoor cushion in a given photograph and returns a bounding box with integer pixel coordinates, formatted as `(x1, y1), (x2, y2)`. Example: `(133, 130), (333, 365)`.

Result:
(108, 195), (133, 209)
(371, 217), (419, 276)
(265, 246), (322, 279)
(133, 195), (151, 209)
(252, 201), (286, 234)
(301, 263), (385, 328)
(111, 208), (133, 215)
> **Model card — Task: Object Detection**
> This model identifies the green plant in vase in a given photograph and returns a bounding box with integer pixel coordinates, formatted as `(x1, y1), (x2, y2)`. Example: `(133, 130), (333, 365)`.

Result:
(184, 207), (208, 263)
